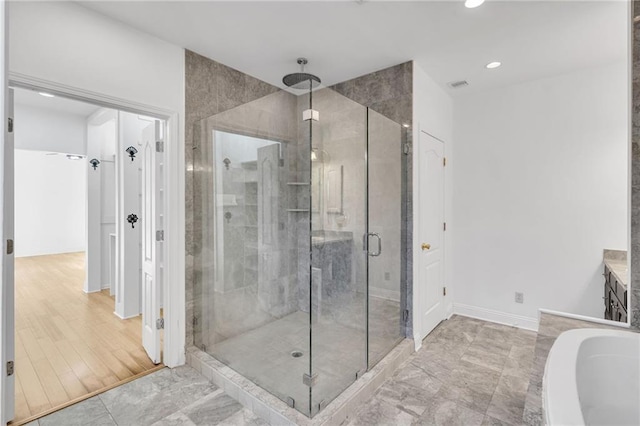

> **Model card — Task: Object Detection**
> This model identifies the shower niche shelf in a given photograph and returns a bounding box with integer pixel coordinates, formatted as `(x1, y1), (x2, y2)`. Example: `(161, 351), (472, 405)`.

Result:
(286, 209), (310, 212)
(287, 182), (310, 186)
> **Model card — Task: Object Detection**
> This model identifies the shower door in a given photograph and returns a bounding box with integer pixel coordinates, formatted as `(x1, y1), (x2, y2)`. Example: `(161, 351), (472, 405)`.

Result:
(309, 88), (368, 416)
(367, 109), (404, 367)
(307, 93), (404, 414)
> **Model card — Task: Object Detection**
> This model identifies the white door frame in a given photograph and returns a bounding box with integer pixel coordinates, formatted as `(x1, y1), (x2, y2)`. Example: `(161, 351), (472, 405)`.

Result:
(6, 73), (185, 371)
(412, 125), (447, 351)
(1, 2), (14, 424)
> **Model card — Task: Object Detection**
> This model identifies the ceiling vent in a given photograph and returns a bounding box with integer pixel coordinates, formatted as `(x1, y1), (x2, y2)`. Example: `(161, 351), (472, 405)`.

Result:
(448, 80), (469, 89)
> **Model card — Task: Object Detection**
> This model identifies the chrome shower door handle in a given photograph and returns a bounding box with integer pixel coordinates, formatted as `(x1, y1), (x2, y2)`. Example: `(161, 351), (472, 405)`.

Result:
(368, 232), (382, 257)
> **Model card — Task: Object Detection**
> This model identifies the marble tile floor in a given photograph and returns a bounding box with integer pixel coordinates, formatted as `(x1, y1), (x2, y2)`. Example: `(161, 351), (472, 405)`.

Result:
(348, 315), (538, 426)
(33, 315), (545, 426)
(30, 366), (266, 426)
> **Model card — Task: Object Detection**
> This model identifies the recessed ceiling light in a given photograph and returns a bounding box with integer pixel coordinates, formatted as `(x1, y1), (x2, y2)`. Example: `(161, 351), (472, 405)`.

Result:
(465, 0), (485, 8)
(66, 155), (83, 160)
(38, 92), (55, 98)
(402, 123), (410, 128)
(485, 61), (502, 69)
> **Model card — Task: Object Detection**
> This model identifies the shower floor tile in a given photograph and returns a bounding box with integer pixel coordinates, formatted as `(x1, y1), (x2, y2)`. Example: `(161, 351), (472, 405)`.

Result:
(206, 295), (401, 415)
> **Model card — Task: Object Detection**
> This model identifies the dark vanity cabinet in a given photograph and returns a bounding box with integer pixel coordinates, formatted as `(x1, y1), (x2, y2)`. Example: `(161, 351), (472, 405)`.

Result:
(604, 265), (627, 322)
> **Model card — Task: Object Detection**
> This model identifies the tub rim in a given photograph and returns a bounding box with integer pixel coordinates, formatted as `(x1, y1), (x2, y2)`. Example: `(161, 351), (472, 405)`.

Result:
(542, 328), (638, 426)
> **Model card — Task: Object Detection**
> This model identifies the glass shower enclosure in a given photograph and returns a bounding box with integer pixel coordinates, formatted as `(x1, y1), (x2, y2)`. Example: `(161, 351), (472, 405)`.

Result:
(194, 82), (404, 417)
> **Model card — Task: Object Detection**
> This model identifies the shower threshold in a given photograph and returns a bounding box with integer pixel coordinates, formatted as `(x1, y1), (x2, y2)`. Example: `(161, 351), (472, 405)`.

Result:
(187, 339), (413, 425)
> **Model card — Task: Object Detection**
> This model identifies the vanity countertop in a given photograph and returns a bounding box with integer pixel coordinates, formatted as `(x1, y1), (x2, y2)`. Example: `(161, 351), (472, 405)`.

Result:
(603, 249), (628, 290)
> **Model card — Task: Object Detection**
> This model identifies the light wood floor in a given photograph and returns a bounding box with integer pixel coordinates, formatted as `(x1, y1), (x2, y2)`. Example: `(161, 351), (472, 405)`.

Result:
(12, 252), (159, 424)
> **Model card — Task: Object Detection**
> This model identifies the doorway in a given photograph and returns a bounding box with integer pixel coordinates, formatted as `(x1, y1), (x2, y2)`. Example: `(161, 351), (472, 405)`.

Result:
(9, 87), (165, 424)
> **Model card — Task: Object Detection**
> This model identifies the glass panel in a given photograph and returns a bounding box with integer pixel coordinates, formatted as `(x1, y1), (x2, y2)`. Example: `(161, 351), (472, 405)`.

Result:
(192, 83), (404, 418)
(309, 88), (367, 415)
(367, 109), (404, 367)
(193, 89), (313, 416)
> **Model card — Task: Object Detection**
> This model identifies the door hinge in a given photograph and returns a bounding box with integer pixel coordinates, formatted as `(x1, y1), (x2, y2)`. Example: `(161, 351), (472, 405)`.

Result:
(192, 316), (198, 326)
(403, 309), (409, 323)
(443, 157), (447, 167)
(6, 361), (14, 376)
(6, 239), (13, 255)
(443, 222), (447, 231)
(156, 318), (164, 329)
(402, 143), (410, 155)
(156, 140), (164, 153)
(443, 287), (447, 296)
(156, 230), (164, 242)
(8, 117), (13, 133)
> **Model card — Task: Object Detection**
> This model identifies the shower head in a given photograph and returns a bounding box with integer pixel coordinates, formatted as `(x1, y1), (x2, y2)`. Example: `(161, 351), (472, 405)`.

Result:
(282, 58), (321, 89)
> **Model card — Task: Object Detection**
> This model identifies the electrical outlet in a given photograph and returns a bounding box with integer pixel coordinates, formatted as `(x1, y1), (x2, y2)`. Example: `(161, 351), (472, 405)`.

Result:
(515, 292), (524, 304)
(385, 272), (390, 281)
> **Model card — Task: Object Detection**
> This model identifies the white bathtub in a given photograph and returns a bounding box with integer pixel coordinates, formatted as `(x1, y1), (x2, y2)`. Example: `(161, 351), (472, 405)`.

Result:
(543, 329), (639, 426)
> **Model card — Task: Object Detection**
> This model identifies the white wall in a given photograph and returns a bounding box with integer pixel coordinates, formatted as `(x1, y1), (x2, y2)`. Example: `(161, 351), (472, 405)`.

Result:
(15, 150), (86, 257)
(9, 1), (184, 114)
(452, 62), (628, 324)
(14, 104), (86, 155)
(412, 63), (454, 340)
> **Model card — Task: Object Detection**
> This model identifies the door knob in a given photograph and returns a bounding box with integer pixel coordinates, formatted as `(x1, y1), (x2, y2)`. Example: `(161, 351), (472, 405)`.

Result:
(421, 243), (431, 251)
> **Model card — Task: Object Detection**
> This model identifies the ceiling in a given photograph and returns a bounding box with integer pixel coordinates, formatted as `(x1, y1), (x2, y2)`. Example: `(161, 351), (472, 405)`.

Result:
(79, 0), (628, 95)
(14, 87), (101, 117)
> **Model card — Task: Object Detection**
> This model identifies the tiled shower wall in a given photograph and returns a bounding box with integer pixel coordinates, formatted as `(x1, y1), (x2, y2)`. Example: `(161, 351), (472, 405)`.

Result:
(631, 2), (640, 329)
(185, 50), (279, 344)
(330, 62), (414, 336)
(185, 52), (415, 344)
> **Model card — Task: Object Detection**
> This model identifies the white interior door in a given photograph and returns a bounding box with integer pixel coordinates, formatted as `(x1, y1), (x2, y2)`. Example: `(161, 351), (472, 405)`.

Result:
(141, 120), (163, 364)
(418, 130), (445, 340)
(1, 85), (15, 425)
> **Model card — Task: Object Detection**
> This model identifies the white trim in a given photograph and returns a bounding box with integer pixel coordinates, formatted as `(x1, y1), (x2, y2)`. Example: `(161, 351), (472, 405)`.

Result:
(112, 311), (139, 321)
(538, 308), (630, 329)
(6, 75), (185, 369)
(163, 110), (185, 368)
(453, 303), (539, 331)
(1, 3), (13, 421)
(9, 73), (174, 119)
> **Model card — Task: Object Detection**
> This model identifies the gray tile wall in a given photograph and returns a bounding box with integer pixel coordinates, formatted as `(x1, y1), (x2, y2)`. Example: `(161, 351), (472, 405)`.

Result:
(632, 2), (640, 329)
(330, 62), (414, 337)
(185, 50), (279, 345)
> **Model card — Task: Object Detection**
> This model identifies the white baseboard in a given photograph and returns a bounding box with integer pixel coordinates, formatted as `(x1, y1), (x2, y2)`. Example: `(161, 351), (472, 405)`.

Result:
(369, 287), (400, 302)
(453, 303), (538, 331)
(101, 282), (110, 290)
(113, 311), (139, 320)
